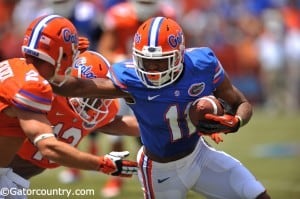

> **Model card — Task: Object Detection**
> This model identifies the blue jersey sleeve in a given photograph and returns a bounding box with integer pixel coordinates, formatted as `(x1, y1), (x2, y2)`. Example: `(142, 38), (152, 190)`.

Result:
(109, 61), (131, 91)
(109, 60), (145, 92)
(185, 47), (225, 89)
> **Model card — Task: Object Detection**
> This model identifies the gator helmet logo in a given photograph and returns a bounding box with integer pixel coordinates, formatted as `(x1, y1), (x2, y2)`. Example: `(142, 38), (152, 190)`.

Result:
(168, 31), (184, 48)
(73, 57), (96, 79)
(62, 28), (78, 44)
(134, 33), (141, 44)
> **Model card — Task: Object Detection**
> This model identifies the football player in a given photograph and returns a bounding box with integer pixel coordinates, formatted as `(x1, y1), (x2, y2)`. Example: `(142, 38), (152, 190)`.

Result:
(53, 17), (271, 199)
(97, 2), (176, 196)
(0, 15), (137, 198)
(9, 50), (140, 180)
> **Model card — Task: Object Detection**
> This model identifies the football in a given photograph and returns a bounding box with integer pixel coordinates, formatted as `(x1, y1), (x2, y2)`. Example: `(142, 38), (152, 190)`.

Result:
(189, 95), (224, 126)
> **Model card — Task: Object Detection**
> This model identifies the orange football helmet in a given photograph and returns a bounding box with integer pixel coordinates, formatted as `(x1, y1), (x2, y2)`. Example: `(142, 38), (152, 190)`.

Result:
(68, 51), (113, 126)
(133, 17), (185, 89)
(22, 15), (79, 86)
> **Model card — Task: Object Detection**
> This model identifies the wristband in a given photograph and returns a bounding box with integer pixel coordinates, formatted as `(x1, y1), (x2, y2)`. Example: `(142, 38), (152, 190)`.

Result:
(236, 115), (244, 127)
(33, 133), (55, 146)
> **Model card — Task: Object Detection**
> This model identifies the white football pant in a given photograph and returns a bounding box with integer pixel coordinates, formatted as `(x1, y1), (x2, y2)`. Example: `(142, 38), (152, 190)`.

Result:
(137, 137), (266, 199)
(0, 168), (30, 199)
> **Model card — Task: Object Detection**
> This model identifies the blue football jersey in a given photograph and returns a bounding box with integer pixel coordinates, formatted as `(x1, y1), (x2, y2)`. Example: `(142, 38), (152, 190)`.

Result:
(110, 47), (225, 158)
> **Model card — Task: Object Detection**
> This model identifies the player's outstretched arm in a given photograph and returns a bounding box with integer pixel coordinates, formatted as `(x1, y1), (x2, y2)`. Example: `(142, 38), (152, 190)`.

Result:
(52, 76), (129, 99)
(17, 109), (137, 177)
(96, 115), (140, 137)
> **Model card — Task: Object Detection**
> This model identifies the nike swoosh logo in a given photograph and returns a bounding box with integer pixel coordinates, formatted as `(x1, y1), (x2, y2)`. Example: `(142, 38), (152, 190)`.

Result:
(157, 177), (170, 183)
(148, 95), (160, 101)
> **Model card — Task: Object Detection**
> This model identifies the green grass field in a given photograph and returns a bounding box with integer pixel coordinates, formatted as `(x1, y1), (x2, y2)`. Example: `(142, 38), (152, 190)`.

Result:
(29, 108), (300, 199)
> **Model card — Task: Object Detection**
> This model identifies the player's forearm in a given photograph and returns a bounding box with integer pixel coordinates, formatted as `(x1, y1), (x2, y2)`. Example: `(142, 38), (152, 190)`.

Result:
(37, 138), (100, 171)
(52, 76), (129, 98)
(52, 77), (96, 97)
(235, 101), (252, 127)
(231, 85), (253, 127)
(96, 115), (140, 136)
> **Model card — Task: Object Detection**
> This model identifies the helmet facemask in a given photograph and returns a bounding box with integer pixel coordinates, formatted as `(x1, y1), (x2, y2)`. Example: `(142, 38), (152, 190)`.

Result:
(133, 45), (183, 89)
(69, 97), (113, 127)
(48, 44), (79, 87)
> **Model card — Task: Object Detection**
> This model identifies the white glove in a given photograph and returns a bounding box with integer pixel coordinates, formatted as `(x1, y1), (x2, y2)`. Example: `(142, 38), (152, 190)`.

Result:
(98, 151), (138, 177)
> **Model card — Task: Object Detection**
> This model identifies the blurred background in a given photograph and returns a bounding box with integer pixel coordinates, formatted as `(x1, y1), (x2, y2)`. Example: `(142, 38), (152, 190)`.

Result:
(0, 0), (299, 198)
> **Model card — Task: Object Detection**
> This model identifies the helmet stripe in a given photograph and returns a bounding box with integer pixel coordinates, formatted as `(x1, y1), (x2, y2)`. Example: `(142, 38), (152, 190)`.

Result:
(148, 17), (164, 47)
(28, 15), (61, 49)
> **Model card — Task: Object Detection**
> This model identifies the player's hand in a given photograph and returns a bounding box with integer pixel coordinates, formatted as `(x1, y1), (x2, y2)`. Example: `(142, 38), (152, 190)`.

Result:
(197, 114), (241, 134)
(78, 37), (90, 53)
(98, 151), (138, 177)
